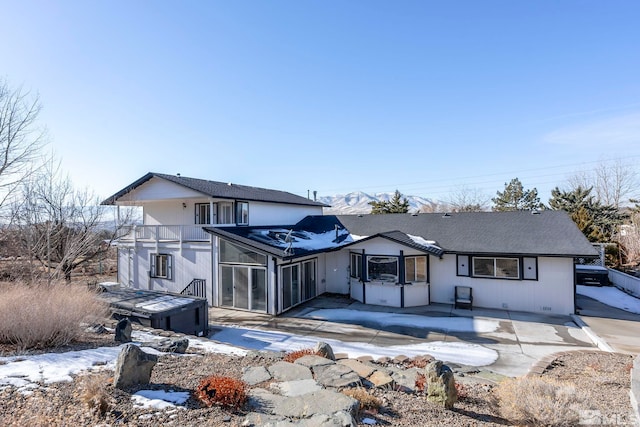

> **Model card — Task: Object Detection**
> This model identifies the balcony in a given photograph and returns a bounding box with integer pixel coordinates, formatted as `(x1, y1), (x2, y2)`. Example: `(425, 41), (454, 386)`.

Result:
(117, 225), (212, 244)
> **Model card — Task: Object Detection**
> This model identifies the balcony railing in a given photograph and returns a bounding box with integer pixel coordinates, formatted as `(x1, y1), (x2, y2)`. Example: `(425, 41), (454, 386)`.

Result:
(117, 225), (211, 243)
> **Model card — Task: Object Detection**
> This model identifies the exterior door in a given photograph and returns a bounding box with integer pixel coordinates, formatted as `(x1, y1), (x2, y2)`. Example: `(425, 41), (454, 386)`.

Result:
(219, 265), (267, 311)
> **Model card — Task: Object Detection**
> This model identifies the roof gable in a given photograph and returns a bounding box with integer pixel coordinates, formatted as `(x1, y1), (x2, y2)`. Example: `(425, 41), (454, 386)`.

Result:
(102, 172), (328, 207)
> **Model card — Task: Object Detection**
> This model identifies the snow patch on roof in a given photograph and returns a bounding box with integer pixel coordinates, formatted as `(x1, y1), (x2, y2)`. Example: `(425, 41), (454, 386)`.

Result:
(407, 234), (442, 251)
(249, 227), (353, 253)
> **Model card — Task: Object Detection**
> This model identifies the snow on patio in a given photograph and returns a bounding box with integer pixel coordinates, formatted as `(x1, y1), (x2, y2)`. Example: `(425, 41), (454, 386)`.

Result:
(577, 285), (640, 314)
(208, 325), (498, 366)
(301, 308), (501, 334)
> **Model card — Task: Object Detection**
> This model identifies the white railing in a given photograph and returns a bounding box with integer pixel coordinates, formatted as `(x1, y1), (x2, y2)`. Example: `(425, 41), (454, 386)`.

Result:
(609, 269), (640, 298)
(117, 225), (211, 243)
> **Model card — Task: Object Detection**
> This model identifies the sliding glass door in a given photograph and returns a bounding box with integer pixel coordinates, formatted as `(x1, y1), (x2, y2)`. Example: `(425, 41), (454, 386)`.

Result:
(282, 259), (316, 310)
(220, 265), (266, 311)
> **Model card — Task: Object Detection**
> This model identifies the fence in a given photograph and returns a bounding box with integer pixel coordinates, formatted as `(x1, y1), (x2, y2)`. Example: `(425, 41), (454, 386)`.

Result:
(609, 269), (640, 298)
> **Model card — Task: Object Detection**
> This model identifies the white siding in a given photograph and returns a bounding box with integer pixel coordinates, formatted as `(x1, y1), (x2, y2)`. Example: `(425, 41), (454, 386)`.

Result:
(124, 177), (203, 202)
(248, 202), (323, 226)
(430, 254), (574, 315)
(118, 243), (212, 302)
(324, 250), (350, 294)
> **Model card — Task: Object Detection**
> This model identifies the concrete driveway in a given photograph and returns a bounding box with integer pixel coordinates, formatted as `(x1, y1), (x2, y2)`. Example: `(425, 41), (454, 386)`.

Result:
(208, 294), (598, 378)
(576, 293), (640, 354)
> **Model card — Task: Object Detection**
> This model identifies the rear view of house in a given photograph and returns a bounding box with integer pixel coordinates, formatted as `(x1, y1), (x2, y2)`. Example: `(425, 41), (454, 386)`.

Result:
(104, 172), (598, 317)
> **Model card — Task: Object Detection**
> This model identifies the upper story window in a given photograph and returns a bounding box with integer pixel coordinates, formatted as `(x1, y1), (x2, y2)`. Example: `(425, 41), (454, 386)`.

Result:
(405, 256), (427, 282)
(236, 202), (249, 225)
(218, 202), (234, 224)
(195, 203), (211, 225)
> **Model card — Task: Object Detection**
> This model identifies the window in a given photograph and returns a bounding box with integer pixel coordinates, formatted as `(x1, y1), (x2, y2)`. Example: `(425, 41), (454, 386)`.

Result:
(472, 257), (519, 279)
(150, 254), (173, 279)
(218, 202), (234, 224)
(367, 256), (398, 282)
(195, 203), (211, 225)
(350, 253), (362, 279)
(220, 239), (267, 265)
(405, 256), (427, 282)
(236, 201), (249, 225)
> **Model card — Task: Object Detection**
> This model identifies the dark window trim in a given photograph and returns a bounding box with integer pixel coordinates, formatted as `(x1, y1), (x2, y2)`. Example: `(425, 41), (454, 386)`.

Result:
(235, 200), (250, 226)
(150, 253), (173, 280)
(365, 254), (400, 283)
(349, 252), (362, 279)
(457, 254), (540, 281)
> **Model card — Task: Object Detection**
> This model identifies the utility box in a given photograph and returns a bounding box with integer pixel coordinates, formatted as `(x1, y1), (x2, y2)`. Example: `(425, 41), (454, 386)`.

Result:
(97, 283), (208, 336)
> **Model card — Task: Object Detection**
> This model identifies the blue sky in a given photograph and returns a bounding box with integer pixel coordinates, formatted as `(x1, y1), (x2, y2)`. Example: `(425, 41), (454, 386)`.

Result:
(2, 1), (639, 203)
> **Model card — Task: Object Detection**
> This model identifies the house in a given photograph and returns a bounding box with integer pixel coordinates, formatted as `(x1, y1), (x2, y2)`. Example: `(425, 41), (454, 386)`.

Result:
(104, 172), (598, 316)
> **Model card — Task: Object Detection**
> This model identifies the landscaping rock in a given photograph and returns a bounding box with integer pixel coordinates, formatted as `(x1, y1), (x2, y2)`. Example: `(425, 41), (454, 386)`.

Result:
(268, 361), (313, 381)
(388, 366), (419, 393)
(368, 370), (394, 388)
(425, 360), (457, 409)
(113, 344), (158, 389)
(243, 411), (356, 427)
(314, 342), (336, 361)
(248, 388), (359, 419)
(85, 323), (109, 334)
(295, 355), (335, 370)
(145, 337), (189, 353)
(270, 379), (322, 397)
(242, 366), (272, 385)
(114, 318), (132, 343)
(337, 359), (376, 379)
(314, 364), (360, 388)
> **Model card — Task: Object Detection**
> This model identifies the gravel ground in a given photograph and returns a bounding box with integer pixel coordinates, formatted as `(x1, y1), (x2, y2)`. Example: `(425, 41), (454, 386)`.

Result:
(0, 332), (635, 426)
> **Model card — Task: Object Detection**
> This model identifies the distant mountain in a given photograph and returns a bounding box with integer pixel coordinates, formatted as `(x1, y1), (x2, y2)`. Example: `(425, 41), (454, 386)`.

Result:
(318, 191), (435, 215)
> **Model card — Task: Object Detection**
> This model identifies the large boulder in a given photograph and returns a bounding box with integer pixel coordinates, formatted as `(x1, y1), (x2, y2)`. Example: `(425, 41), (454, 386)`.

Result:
(145, 337), (189, 354)
(113, 344), (158, 389)
(114, 318), (132, 343)
(425, 360), (457, 409)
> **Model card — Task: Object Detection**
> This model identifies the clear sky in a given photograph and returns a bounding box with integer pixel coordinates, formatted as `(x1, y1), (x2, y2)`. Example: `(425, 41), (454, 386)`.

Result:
(2, 1), (639, 203)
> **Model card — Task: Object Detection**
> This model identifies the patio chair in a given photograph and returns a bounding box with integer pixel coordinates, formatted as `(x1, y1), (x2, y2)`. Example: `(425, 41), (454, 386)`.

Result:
(454, 286), (473, 310)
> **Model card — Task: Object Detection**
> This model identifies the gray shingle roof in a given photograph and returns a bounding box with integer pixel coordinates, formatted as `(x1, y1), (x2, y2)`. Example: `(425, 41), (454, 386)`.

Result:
(101, 172), (328, 207)
(335, 211), (599, 257)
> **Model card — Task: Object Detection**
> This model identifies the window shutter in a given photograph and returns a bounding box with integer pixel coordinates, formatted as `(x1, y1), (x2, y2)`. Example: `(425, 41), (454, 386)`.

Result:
(523, 257), (537, 280)
(457, 255), (469, 276)
(150, 254), (156, 277)
(167, 255), (173, 280)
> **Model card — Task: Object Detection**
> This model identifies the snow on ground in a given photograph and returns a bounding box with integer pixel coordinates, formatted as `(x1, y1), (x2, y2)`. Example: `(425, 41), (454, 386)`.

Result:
(302, 308), (500, 334)
(577, 285), (640, 314)
(208, 325), (498, 367)
(132, 389), (189, 410)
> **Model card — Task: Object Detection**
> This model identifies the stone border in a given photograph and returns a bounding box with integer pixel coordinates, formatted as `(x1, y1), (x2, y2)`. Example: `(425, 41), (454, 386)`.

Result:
(570, 314), (615, 352)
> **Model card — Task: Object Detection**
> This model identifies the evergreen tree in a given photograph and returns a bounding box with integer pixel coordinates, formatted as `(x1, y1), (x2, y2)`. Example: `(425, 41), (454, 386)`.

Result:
(492, 178), (544, 211)
(369, 190), (410, 214)
(548, 186), (625, 243)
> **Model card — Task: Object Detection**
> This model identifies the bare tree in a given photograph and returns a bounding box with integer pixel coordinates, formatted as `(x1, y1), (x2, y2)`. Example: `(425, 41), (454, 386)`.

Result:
(447, 186), (490, 212)
(568, 159), (639, 208)
(0, 79), (46, 210)
(12, 160), (133, 282)
(620, 212), (640, 268)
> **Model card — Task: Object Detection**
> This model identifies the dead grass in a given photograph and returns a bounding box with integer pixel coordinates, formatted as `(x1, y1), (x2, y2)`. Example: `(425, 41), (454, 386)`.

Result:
(494, 376), (586, 426)
(342, 387), (382, 413)
(75, 372), (113, 416)
(0, 281), (109, 351)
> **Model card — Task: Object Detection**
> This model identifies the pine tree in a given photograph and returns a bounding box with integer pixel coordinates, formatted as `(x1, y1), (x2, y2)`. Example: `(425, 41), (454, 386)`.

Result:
(548, 186), (625, 243)
(492, 178), (544, 211)
(369, 190), (410, 214)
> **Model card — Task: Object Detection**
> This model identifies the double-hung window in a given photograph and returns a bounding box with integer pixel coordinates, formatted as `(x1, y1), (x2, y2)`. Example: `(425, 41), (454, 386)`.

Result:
(150, 254), (173, 280)
(236, 202), (249, 225)
(218, 202), (234, 224)
(350, 253), (362, 279)
(405, 256), (427, 282)
(195, 203), (211, 225)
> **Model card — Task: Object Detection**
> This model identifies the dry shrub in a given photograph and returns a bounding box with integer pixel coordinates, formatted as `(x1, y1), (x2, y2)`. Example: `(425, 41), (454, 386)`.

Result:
(75, 372), (113, 416)
(0, 281), (109, 351)
(342, 387), (381, 412)
(283, 348), (318, 363)
(494, 376), (586, 426)
(195, 375), (247, 409)
(454, 382), (467, 401)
